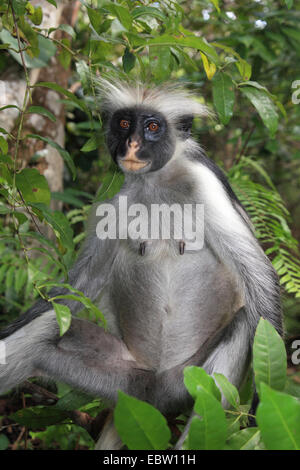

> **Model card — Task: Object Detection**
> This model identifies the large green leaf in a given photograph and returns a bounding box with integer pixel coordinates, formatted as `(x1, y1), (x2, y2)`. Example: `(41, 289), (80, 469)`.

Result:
(147, 35), (219, 64)
(114, 391), (171, 450)
(253, 318), (287, 392)
(184, 366), (221, 401)
(240, 86), (279, 136)
(0, 30), (56, 69)
(187, 389), (227, 450)
(256, 383), (300, 450)
(16, 168), (50, 205)
(226, 428), (262, 450)
(212, 72), (235, 125)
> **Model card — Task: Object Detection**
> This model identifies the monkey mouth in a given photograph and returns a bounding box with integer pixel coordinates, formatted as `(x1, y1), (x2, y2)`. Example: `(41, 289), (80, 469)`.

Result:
(119, 158), (150, 172)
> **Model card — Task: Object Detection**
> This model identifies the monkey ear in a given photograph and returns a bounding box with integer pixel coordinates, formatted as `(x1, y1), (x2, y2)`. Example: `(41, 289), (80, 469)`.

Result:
(175, 115), (194, 139)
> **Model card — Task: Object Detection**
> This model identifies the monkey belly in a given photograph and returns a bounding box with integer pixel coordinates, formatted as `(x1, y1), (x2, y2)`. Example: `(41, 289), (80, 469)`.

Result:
(99, 242), (244, 372)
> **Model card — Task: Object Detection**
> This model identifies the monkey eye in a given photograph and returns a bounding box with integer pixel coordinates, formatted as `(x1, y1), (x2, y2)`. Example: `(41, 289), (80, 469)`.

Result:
(148, 122), (159, 132)
(120, 119), (130, 129)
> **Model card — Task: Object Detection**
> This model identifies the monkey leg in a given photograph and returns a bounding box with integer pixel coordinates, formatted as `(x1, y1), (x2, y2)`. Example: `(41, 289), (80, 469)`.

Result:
(35, 316), (155, 402)
(173, 308), (252, 449)
(0, 311), (154, 401)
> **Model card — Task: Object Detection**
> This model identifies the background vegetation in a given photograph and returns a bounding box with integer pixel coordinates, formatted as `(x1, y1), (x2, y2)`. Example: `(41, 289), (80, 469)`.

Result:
(0, 0), (300, 450)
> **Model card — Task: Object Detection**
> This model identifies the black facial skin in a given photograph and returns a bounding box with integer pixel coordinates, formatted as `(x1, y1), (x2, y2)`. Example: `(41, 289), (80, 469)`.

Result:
(106, 107), (177, 174)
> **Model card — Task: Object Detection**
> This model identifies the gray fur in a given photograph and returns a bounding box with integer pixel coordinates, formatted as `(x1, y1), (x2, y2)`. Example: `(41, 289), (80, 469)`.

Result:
(0, 82), (282, 450)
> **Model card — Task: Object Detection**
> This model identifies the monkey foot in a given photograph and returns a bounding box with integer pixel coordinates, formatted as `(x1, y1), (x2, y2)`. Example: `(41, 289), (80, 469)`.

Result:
(179, 241), (185, 255)
(139, 241), (146, 256)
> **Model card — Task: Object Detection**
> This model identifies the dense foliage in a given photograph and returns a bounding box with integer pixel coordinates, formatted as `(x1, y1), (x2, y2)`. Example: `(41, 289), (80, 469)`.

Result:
(0, 0), (300, 450)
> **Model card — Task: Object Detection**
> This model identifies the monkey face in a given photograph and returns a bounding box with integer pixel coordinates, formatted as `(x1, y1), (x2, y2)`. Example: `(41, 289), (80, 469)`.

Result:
(107, 107), (176, 174)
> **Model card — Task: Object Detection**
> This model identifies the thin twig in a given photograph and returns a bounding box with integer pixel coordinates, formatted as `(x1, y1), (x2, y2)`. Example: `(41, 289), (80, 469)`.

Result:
(234, 123), (256, 166)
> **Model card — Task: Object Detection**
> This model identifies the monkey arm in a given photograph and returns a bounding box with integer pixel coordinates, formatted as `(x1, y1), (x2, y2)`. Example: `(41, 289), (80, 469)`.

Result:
(193, 161), (282, 336)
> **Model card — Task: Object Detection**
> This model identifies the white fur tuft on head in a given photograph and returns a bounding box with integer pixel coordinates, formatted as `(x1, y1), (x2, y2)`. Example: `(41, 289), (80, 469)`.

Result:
(95, 77), (210, 122)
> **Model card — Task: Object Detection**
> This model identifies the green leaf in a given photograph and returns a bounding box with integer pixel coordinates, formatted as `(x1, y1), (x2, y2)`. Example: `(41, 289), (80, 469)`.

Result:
(15, 268), (27, 294)
(10, 407), (69, 429)
(6, 265), (15, 290)
(16, 168), (50, 205)
(95, 171), (124, 202)
(39, 281), (106, 327)
(256, 383), (300, 450)
(187, 390), (227, 450)
(0, 31), (57, 69)
(147, 35), (219, 64)
(45, 0), (57, 7)
(34, 82), (87, 113)
(184, 366), (221, 401)
(80, 134), (102, 153)
(27, 134), (76, 180)
(0, 434), (10, 450)
(253, 318), (287, 391)
(0, 163), (12, 184)
(30, 6), (43, 25)
(0, 136), (8, 154)
(235, 59), (252, 81)
(55, 390), (93, 411)
(212, 72), (235, 125)
(122, 48), (136, 73)
(240, 86), (279, 136)
(87, 7), (103, 32)
(226, 428), (261, 450)
(105, 4), (132, 30)
(58, 38), (72, 69)
(281, 27), (300, 42)
(214, 373), (240, 409)
(114, 391), (171, 450)
(52, 302), (72, 336)
(26, 106), (56, 122)
(31, 203), (74, 251)
(150, 46), (171, 81)
(209, 0), (220, 13)
(58, 24), (76, 39)
(12, 0), (27, 15)
(131, 6), (166, 22)
(284, 0), (293, 7)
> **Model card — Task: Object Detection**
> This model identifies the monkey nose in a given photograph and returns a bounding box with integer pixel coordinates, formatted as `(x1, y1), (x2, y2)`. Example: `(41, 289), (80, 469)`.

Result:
(126, 136), (140, 148)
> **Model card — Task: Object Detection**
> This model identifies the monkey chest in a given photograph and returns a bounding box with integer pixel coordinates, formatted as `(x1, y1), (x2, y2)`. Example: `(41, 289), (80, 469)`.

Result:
(102, 241), (242, 371)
